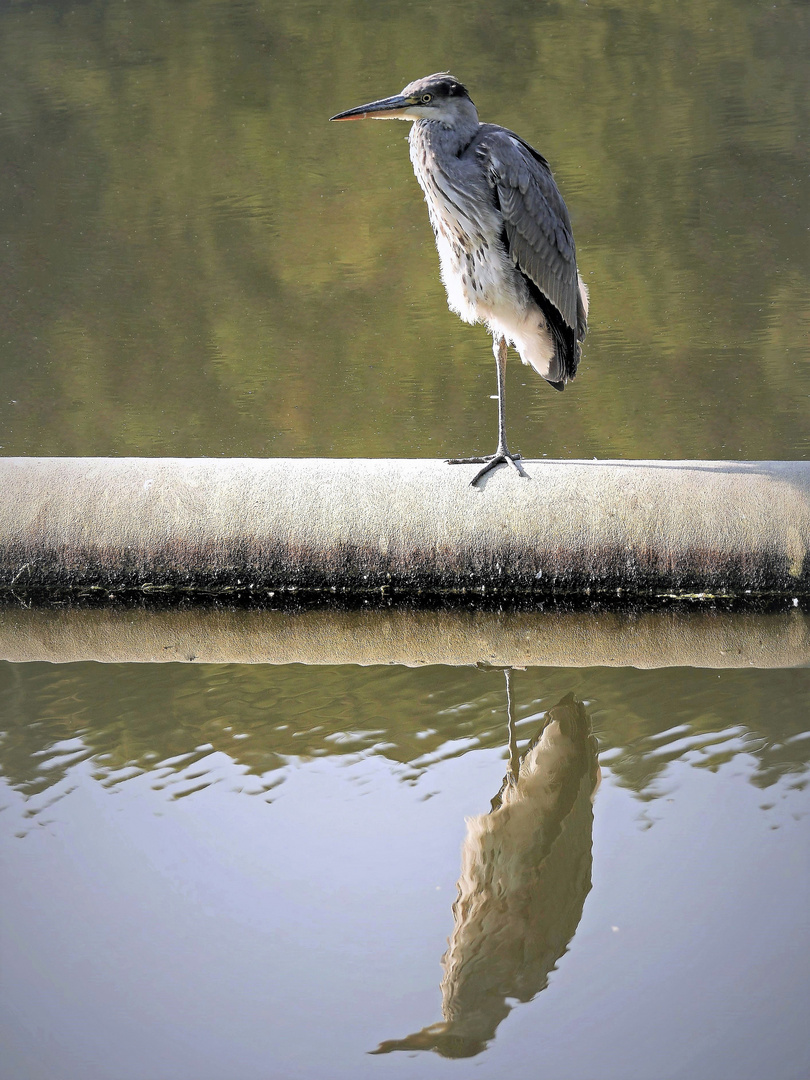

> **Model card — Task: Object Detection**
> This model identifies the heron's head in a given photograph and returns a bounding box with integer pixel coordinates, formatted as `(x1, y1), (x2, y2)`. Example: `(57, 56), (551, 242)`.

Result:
(330, 73), (477, 129)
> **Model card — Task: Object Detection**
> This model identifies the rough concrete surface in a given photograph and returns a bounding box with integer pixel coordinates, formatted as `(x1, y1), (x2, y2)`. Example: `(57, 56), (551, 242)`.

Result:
(0, 457), (808, 599)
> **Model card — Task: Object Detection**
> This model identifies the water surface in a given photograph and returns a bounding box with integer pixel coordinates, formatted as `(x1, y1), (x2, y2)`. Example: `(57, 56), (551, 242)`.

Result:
(1, 660), (808, 1079)
(1, 0), (808, 461)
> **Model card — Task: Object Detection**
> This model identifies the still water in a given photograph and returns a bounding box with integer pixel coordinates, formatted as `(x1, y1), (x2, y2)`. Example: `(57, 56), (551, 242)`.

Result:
(1, 0), (808, 461)
(1, 0), (809, 1077)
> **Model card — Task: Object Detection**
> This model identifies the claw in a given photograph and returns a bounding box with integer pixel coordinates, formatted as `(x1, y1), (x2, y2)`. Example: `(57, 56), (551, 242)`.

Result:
(446, 452), (527, 486)
(469, 452), (527, 485)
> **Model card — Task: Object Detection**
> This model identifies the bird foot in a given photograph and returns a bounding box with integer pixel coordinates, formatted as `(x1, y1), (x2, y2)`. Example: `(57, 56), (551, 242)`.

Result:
(446, 452), (527, 486)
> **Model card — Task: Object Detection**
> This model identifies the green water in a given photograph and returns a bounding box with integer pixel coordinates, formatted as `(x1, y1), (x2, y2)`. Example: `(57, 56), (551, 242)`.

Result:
(1, 0), (809, 1077)
(1, 0), (808, 461)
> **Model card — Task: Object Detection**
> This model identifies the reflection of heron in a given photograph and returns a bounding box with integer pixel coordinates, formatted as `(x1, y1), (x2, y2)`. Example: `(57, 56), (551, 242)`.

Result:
(331, 74), (588, 485)
(372, 674), (599, 1058)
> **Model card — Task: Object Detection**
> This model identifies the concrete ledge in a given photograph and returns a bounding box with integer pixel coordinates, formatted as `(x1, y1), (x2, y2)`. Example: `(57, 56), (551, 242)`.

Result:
(1, 605), (807, 668)
(0, 457), (808, 600)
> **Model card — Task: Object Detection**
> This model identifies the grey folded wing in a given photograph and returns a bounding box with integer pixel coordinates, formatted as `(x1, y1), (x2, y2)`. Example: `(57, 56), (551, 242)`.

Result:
(475, 125), (580, 334)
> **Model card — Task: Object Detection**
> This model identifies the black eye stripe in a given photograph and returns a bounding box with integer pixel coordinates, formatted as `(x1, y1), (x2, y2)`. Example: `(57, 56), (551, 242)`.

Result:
(416, 80), (467, 100)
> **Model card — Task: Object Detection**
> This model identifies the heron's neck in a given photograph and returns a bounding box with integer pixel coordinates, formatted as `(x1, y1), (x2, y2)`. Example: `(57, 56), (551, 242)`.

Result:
(410, 111), (480, 158)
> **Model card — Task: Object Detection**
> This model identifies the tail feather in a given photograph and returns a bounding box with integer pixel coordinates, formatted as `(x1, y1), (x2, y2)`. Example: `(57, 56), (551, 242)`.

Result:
(524, 276), (579, 386)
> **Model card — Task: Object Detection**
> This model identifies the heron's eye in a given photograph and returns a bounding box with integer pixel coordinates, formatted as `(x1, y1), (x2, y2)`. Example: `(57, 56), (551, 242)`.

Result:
(421, 94), (433, 104)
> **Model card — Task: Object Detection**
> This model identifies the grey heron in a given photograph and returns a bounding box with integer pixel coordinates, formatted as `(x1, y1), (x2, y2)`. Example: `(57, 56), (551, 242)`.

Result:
(330, 73), (588, 486)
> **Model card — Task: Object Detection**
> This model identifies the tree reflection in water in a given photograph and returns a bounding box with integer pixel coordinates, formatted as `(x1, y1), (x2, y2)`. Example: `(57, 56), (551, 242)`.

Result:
(372, 673), (600, 1058)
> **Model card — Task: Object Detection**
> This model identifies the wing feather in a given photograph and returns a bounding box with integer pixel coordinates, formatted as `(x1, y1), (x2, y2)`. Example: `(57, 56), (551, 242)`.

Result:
(476, 126), (580, 333)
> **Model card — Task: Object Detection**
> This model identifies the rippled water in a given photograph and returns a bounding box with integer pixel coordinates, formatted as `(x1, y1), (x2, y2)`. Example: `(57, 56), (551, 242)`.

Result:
(1, 0), (809, 1076)
(1, 659), (808, 1079)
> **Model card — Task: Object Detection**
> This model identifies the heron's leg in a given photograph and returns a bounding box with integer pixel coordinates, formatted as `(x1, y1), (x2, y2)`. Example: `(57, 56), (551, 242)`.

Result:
(493, 334), (517, 459)
(446, 337), (527, 485)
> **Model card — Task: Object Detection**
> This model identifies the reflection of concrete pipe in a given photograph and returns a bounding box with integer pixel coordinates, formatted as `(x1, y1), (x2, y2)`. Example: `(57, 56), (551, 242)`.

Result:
(372, 692), (599, 1058)
(0, 458), (808, 599)
(1, 605), (808, 668)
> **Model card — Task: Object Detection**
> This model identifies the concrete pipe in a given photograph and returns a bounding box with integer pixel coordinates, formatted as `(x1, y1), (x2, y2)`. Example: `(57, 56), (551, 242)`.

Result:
(0, 457), (808, 600)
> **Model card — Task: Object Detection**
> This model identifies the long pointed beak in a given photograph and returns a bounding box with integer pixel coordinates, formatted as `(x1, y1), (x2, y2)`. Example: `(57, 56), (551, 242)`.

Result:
(329, 94), (411, 122)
